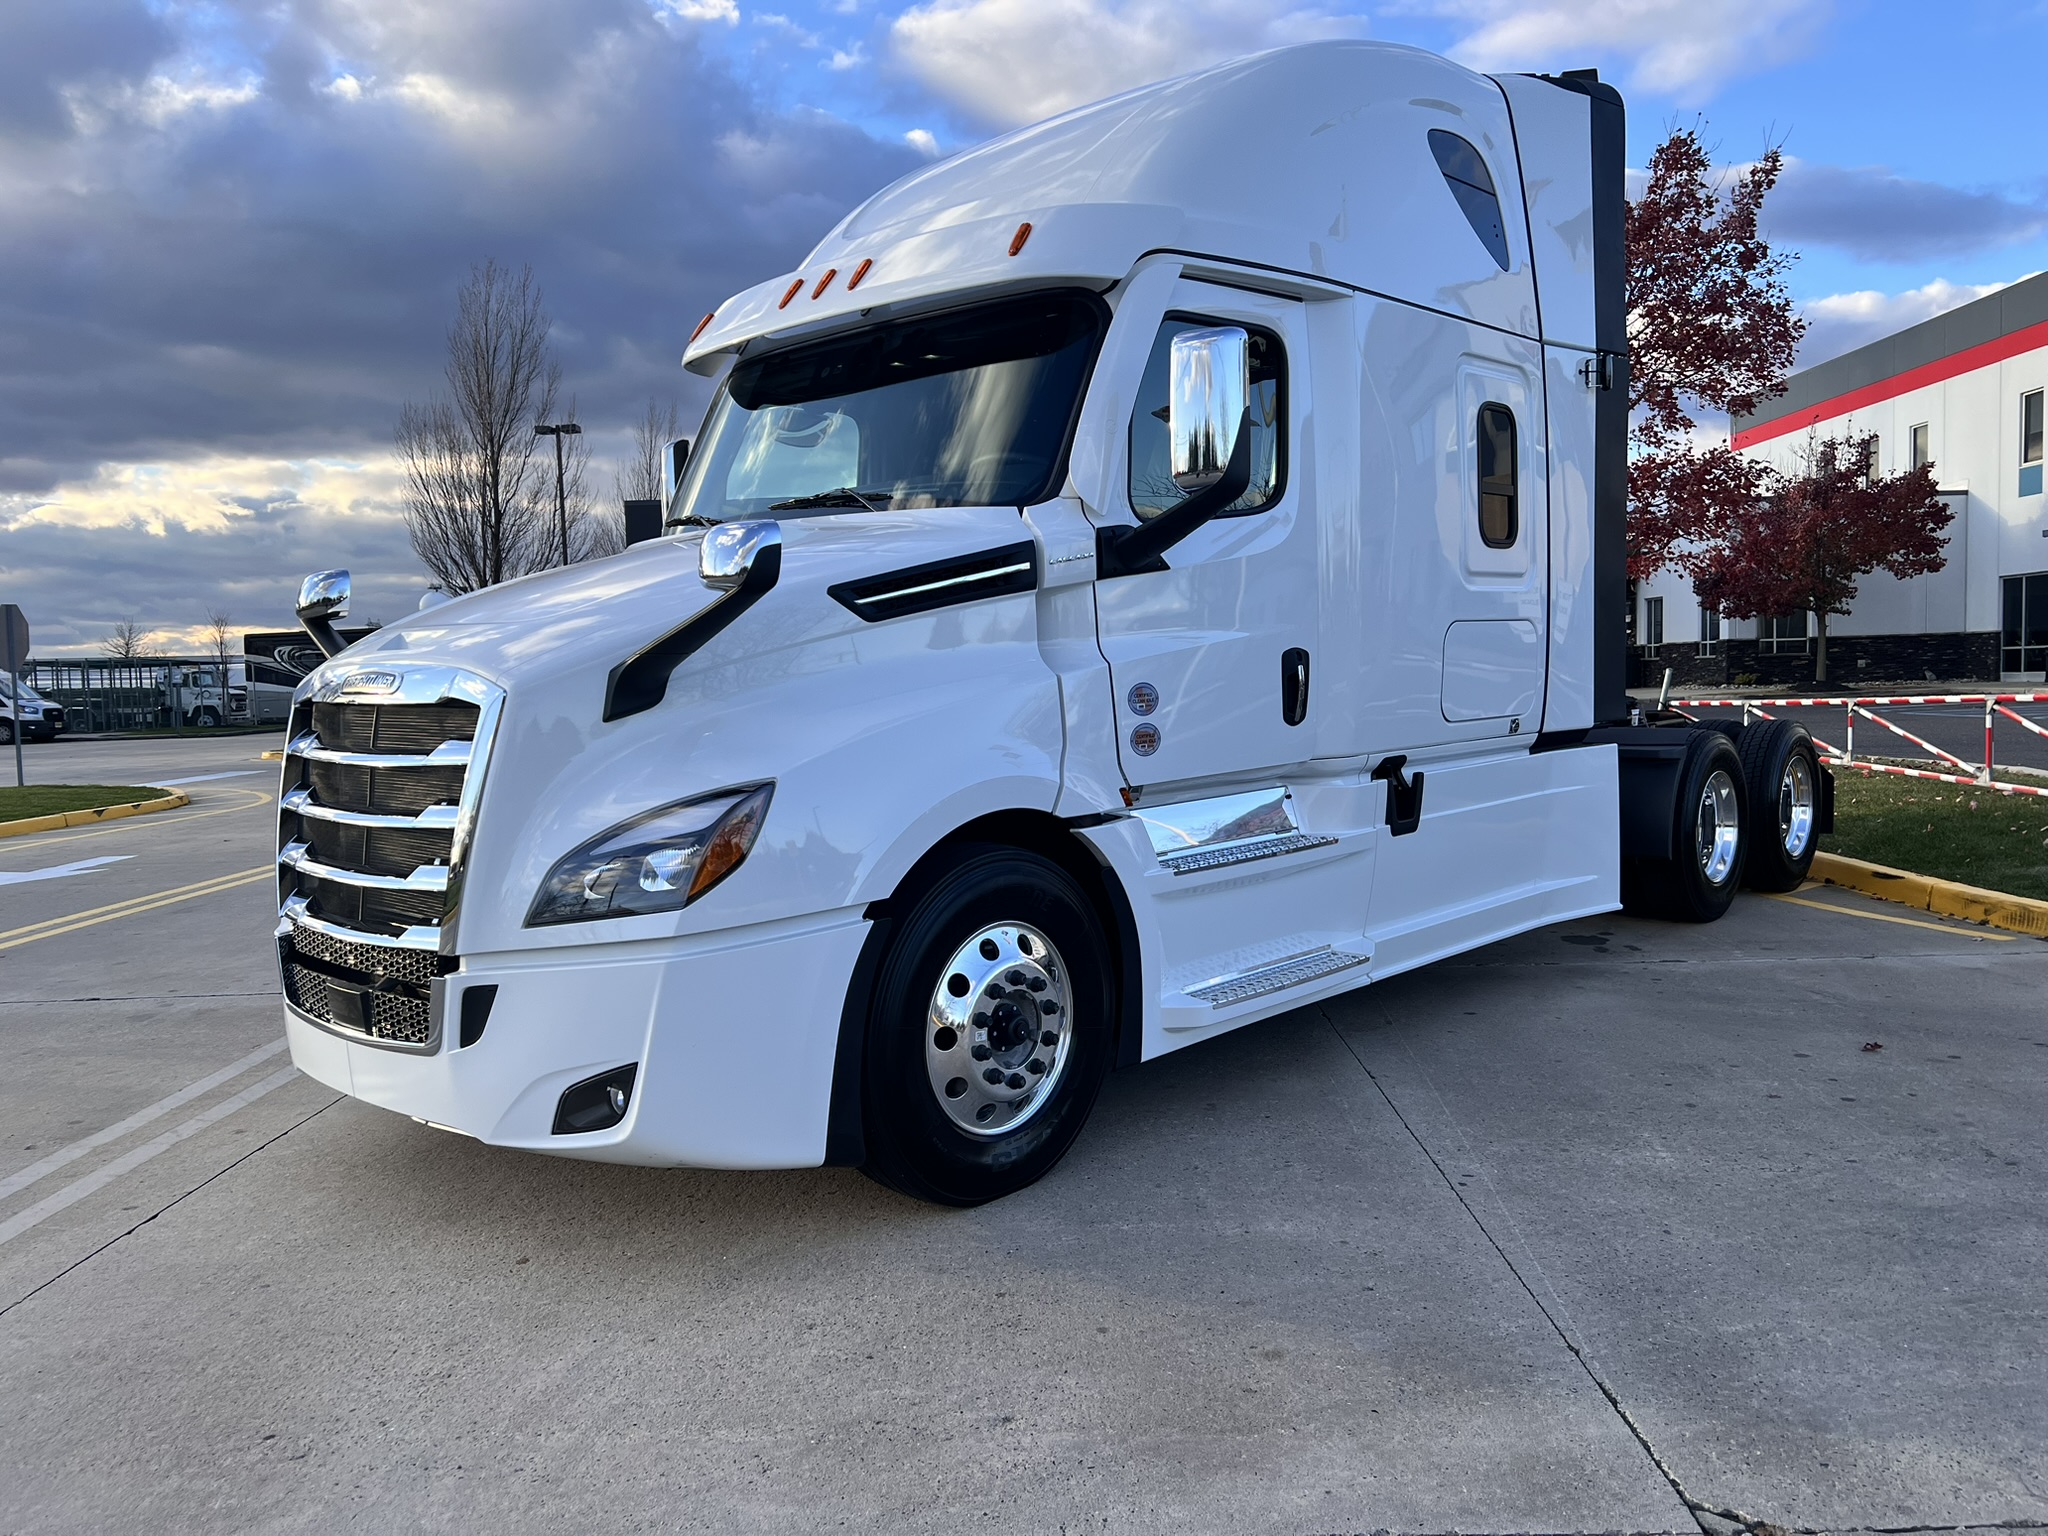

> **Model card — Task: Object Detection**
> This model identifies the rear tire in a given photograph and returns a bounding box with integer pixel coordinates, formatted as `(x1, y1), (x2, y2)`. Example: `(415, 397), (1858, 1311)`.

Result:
(1737, 719), (1822, 892)
(859, 847), (1114, 1206)
(1621, 731), (1749, 923)
(0, 719), (11, 745)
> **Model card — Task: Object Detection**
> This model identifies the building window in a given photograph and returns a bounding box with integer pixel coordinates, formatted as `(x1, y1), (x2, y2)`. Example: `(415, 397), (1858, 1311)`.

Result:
(1910, 423), (1930, 472)
(1859, 435), (1880, 485)
(1699, 607), (1720, 657)
(2023, 390), (2044, 497)
(2004, 573), (2048, 676)
(1760, 613), (1810, 655)
(1641, 595), (1664, 654)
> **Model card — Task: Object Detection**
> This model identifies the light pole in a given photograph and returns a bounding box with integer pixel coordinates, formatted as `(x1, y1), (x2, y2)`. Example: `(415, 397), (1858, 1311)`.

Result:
(534, 422), (582, 567)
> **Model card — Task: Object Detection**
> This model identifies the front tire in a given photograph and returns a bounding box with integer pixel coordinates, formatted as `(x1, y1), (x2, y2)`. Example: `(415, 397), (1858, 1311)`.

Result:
(860, 847), (1114, 1206)
(1738, 719), (1821, 891)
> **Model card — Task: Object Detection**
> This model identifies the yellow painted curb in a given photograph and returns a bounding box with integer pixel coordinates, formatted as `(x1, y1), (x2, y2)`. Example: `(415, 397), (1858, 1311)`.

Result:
(1809, 851), (2048, 939)
(260, 749), (283, 760)
(0, 790), (191, 841)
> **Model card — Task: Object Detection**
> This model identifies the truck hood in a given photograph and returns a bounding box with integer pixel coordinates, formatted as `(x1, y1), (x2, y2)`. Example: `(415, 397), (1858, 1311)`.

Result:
(313, 505), (1039, 695)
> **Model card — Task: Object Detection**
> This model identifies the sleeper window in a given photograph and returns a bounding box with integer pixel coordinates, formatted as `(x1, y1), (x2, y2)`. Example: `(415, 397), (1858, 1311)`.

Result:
(1428, 130), (1511, 271)
(1128, 318), (1284, 520)
(1477, 403), (1517, 548)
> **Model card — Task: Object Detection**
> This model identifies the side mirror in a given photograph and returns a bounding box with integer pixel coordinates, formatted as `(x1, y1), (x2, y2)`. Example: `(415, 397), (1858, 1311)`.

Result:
(296, 569), (350, 659)
(699, 520), (780, 591)
(663, 438), (692, 516)
(1168, 326), (1249, 492)
(1097, 326), (1254, 579)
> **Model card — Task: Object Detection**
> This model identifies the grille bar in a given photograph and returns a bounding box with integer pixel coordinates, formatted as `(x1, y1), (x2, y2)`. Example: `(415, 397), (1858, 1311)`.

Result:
(287, 732), (474, 769)
(280, 841), (450, 893)
(282, 785), (461, 831)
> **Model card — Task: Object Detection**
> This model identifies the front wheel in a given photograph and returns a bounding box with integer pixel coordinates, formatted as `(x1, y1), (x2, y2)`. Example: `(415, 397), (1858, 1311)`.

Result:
(860, 847), (1114, 1206)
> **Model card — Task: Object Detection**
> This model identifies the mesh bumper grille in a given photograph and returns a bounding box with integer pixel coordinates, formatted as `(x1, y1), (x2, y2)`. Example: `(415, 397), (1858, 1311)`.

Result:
(284, 959), (433, 1047)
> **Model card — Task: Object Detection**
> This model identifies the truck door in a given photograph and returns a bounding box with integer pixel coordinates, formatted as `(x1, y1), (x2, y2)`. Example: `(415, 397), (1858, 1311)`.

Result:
(1093, 280), (1318, 786)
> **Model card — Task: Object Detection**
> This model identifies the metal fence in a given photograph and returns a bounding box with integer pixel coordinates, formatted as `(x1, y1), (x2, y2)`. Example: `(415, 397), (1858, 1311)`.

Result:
(23, 657), (219, 733)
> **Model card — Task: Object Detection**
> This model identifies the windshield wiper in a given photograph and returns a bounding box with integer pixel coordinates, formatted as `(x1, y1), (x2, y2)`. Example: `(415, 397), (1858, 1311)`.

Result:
(767, 487), (893, 512)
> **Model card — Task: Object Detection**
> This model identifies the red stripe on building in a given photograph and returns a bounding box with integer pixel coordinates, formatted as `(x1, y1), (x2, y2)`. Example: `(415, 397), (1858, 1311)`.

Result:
(1732, 316), (2048, 450)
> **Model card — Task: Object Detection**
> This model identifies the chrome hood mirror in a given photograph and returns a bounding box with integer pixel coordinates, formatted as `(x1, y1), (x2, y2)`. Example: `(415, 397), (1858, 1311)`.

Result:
(296, 569), (351, 659)
(699, 520), (781, 591)
(1168, 326), (1249, 492)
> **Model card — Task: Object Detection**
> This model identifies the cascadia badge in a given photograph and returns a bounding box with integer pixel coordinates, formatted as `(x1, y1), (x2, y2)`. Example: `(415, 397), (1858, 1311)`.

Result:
(340, 670), (401, 695)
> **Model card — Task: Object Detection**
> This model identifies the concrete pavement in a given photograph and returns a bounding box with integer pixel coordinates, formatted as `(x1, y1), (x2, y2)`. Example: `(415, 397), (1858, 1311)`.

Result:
(1, 735), (2044, 1533)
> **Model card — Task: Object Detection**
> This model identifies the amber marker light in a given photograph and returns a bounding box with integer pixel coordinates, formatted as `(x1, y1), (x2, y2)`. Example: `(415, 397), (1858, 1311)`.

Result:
(811, 267), (838, 299)
(1008, 221), (1032, 256)
(778, 278), (804, 309)
(846, 258), (872, 290)
(689, 311), (716, 343)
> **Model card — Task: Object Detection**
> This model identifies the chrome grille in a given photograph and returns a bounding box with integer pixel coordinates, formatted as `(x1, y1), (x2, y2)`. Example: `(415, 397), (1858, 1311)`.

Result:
(277, 667), (501, 1051)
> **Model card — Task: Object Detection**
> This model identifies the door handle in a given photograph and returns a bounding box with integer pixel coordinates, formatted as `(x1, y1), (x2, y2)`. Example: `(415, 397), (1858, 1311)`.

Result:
(1281, 647), (1310, 727)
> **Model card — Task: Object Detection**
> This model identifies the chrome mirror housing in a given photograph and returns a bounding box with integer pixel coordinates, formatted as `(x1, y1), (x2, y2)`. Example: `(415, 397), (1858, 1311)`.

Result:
(1168, 326), (1249, 493)
(296, 569), (351, 659)
(699, 520), (780, 591)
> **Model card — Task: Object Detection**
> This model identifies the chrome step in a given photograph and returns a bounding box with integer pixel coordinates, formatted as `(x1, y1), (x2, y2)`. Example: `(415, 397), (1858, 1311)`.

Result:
(1186, 947), (1368, 1008)
(1159, 831), (1338, 876)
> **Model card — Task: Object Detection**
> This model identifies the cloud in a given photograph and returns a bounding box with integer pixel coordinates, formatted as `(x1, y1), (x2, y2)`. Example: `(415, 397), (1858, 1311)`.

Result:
(904, 127), (940, 157)
(1764, 158), (2048, 264)
(1798, 278), (2013, 367)
(0, 0), (919, 649)
(1424, 0), (1830, 101)
(888, 0), (1369, 129)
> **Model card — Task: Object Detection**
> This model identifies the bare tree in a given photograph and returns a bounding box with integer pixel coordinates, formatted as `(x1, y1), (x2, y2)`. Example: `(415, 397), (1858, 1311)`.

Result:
(593, 397), (681, 559)
(101, 618), (155, 661)
(396, 261), (564, 593)
(203, 610), (236, 727)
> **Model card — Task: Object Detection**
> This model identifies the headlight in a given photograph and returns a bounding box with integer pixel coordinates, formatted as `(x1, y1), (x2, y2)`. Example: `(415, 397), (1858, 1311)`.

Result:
(526, 784), (772, 927)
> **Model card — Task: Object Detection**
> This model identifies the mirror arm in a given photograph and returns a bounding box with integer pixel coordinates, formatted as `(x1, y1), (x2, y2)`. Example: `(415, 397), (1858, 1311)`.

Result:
(1095, 412), (1253, 580)
(299, 613), (346, 660)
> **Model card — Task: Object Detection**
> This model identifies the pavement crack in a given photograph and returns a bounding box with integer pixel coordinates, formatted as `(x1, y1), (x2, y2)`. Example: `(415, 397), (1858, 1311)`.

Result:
(0, 1093), (341, 1322)
(1324, 1001), (1763, 1536)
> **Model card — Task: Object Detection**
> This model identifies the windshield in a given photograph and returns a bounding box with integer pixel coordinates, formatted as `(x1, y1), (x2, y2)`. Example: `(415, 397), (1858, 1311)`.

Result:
(672, 289), (1107, 524)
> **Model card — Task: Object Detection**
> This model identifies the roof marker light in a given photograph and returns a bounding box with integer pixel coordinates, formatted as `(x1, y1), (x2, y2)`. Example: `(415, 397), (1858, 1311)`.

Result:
(1008, 222), (1032, 256)
(778, 279), (804, 309)
(811, 267), (838, 299)
(847, 258), (872, 290)
(689, 311), (716, 343)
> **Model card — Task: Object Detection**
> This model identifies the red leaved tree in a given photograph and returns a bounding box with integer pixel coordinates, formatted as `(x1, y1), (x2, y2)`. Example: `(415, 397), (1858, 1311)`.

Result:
(1692, 435), (1952, 683)
(1626, 130), (1804, 580)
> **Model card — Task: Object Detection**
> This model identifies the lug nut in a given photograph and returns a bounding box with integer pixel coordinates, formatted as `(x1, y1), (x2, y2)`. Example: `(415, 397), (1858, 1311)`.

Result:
(1039, 998), (1058, 1015)
(984, 1067), (1005, 1085)
(972, 1012), (990, 1029)
(971, 1043), (991, 1060)
(1006, 969), (1025, 986)
(1005, 1073), (1026, 1089)
(1027, 1059), (1046, 1075)
(1040, 1030), (1057, 1046)
(1026, 976), (1046, 993)
(986, 983), (1003, 999)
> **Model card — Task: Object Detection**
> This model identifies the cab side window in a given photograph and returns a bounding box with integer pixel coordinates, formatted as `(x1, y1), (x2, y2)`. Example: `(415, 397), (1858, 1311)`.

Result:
(1477, 403), (1517, 548)
(1128, 317), (1284, 520)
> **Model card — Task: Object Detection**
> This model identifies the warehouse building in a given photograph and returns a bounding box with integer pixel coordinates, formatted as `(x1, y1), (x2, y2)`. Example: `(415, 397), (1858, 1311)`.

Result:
(1635, 269), (2048, 688)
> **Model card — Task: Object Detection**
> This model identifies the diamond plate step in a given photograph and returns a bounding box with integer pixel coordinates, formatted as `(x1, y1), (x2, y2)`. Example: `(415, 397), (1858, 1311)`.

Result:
(1184, 946), (1369, 1008)
(1158, 831), (1339, 876)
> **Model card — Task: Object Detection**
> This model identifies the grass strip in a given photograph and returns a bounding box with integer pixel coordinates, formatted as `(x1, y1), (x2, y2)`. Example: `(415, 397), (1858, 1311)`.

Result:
(1824, 766), (2048, 902)
(0, 785), (169, 819)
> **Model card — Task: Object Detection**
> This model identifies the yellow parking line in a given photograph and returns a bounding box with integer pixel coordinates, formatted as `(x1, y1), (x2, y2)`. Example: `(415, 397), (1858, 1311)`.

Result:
(1765, 890), (2017, 940)
(0, 865), (273, 951)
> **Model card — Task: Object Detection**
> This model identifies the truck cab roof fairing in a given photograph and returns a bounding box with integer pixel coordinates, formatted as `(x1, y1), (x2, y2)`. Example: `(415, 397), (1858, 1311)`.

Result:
(687, 41), (1538, 374)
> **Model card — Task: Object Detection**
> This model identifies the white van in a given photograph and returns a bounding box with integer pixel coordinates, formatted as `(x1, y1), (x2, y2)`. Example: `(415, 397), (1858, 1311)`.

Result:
(274, 44), (1829, 1203)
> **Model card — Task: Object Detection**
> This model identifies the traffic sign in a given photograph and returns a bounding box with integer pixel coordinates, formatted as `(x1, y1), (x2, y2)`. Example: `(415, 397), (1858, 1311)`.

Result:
(1, 603), (26, 787)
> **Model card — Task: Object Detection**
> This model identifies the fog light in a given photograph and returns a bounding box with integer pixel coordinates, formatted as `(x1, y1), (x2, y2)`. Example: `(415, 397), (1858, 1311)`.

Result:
(552, 1064), (638, 1135)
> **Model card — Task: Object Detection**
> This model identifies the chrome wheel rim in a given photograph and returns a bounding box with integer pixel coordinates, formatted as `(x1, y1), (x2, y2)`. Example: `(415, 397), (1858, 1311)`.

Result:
(1695, 768), (1741, 887)
(1779, 753), (1816, 859)
(925, 922), (1072, 1138)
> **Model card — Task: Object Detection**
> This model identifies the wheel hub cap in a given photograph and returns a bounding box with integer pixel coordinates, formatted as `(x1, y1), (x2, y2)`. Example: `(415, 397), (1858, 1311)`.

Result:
(1695, 767), (1741, 887)
(1779, 753), (1815, 859)
(925, 922), (1072, 1138)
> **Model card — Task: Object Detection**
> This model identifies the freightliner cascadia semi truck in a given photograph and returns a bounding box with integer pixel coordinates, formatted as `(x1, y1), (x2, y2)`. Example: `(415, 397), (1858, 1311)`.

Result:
(276, 42), (1830, 1204)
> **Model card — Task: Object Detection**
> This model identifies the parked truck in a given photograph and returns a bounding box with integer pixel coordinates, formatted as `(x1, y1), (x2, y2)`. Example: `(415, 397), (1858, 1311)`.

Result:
(274, 43), (1830, 1204)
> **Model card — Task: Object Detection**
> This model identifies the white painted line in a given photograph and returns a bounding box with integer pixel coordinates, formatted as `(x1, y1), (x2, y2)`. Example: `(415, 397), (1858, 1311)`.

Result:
(152, 770), (265, 787)
(0, 1064), (302, 1247)
(0, 1038), (288, 1202)
(0, 855), (133, 887)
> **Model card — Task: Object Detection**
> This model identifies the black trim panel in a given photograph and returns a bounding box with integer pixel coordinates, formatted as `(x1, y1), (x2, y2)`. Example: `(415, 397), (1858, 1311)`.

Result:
(603, 542), (782, 722)
(828, 540), (1036, 623)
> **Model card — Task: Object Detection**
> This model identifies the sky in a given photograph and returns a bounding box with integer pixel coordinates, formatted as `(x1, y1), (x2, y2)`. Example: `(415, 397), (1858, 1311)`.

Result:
(3, 0), (2045, 652)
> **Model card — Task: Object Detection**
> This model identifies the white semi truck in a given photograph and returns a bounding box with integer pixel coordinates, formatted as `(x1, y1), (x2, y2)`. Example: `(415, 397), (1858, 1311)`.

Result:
(276, 43), (1829, 1204)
